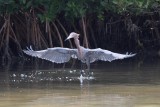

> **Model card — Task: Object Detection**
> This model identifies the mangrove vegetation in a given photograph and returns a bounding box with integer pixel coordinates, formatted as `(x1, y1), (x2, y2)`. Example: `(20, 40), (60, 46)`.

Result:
(0, 0), (160, 62)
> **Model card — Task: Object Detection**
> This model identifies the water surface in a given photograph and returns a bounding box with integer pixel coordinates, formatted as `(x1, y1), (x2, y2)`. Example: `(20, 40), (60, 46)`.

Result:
(0, 56), (160, 107)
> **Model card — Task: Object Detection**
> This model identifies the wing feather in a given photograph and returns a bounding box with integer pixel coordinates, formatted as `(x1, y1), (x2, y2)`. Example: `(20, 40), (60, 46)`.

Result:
(87, 48), (136, 63)
(23, 47), (78, 63)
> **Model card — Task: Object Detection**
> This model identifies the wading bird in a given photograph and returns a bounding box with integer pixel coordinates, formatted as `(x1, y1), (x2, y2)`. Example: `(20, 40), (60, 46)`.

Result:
(23, 32), (136, 73)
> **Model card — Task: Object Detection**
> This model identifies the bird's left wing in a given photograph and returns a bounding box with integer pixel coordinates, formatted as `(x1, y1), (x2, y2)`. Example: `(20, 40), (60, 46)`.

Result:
(23, 47), (78, 63)
(86, 48), (136, 63)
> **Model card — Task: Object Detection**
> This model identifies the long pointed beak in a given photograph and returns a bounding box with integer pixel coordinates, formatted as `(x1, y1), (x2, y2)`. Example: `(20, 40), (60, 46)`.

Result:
(65, 38), (68, 41)
(65, 36), (71, 41)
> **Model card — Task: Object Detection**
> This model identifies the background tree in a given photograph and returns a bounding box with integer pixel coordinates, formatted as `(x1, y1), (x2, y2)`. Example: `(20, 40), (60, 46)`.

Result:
(0, 0), (160, 61)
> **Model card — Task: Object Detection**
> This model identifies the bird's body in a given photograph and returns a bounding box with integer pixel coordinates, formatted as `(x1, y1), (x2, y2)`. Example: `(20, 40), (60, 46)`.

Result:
(23, 32), (136, 71)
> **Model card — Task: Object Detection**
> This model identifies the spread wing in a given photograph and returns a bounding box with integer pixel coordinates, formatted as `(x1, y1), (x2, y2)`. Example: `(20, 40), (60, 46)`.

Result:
(86, 48), (136, 63)
(23, 47), (78, 63)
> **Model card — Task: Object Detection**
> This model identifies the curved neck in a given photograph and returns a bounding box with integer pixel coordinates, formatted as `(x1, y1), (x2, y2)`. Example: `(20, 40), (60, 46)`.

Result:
(73, 37), (83, 59)
(74, 37), (81, 50)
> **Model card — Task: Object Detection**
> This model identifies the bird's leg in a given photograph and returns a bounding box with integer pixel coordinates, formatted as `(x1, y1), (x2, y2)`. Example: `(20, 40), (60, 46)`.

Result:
(80, 62), (83, 75)
(86, 59), (90, 77)
(88, 63), (90, 77)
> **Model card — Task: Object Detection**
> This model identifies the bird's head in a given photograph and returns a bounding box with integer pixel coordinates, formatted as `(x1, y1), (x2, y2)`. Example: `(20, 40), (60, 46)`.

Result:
(65, 32), (80, 41)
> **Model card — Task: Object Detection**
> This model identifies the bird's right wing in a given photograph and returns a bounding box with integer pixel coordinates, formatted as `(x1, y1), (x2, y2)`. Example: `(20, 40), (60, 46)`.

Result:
(86, 48), (136, 63)
(23, 47), (78, 63)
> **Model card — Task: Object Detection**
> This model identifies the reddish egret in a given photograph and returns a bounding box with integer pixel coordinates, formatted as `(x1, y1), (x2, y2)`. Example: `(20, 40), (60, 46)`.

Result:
(23, 32), (136, 72)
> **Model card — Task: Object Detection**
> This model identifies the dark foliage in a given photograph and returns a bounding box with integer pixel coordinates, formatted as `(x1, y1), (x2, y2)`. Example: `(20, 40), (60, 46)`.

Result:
(0, 0), (160, 62)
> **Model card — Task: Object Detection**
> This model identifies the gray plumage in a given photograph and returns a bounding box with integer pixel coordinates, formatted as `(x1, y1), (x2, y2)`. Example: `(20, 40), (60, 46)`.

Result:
(23, 32), (136, 66)
(24, 47), (77, 63)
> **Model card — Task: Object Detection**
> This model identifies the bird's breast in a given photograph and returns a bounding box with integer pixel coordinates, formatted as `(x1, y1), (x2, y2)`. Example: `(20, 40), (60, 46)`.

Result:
(78, 51), (84, 59)
(78, 52), (87, 63)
